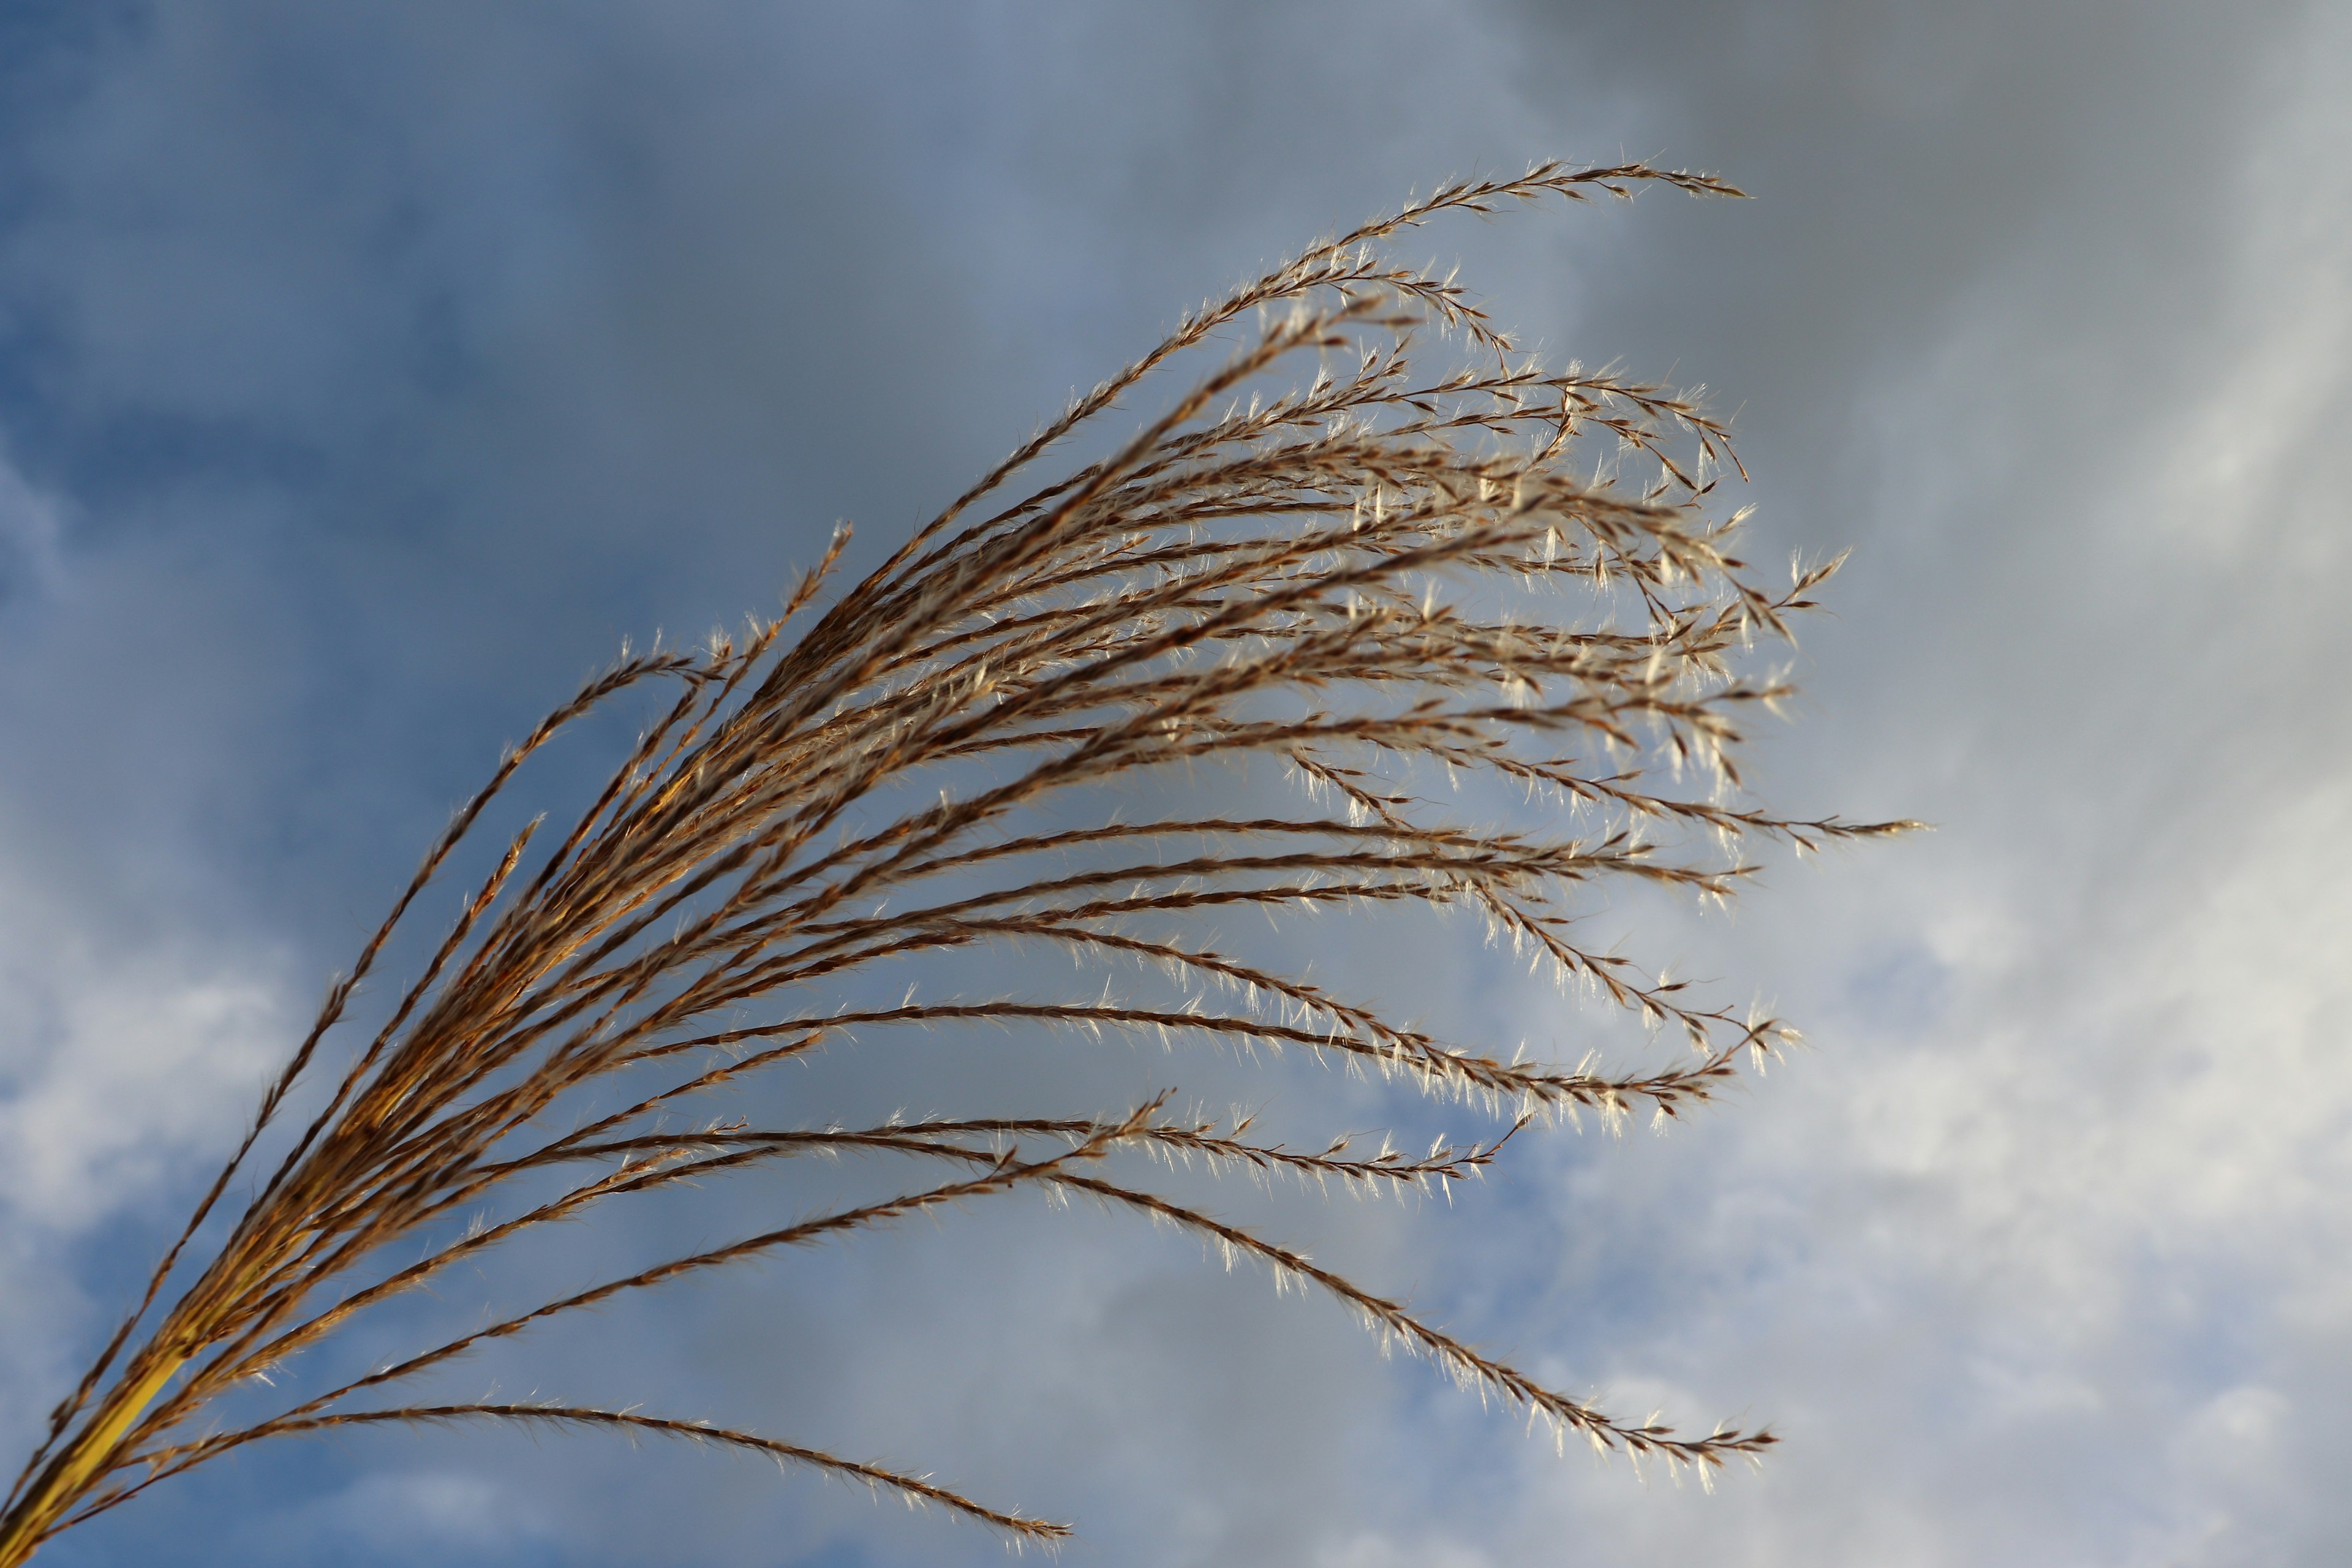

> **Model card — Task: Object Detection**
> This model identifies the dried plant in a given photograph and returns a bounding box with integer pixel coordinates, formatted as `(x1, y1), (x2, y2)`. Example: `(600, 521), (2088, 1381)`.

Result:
(0, 161), (1915, 1562)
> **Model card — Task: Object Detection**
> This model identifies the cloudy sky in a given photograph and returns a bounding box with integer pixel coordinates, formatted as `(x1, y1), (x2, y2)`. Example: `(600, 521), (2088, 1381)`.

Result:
(2, 4), (2348, 1566)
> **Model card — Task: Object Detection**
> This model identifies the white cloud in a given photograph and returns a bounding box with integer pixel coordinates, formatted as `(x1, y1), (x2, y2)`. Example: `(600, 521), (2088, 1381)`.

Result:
(0, 441), (296, 1236)
(0, 886), (287, 1232)
(0, 826), (294, 1471)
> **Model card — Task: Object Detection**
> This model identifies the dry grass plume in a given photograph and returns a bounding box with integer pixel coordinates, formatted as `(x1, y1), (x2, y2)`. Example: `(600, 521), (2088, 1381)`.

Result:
(0, 161), (1916, 1561)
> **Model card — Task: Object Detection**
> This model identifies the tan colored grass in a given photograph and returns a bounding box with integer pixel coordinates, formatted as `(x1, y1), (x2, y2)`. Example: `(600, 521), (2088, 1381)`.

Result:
(0, 160), (1917, 1562)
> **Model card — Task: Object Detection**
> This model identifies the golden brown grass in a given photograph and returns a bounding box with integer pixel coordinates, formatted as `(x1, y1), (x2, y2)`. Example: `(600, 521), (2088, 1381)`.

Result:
(0, 161), (1915, 1561)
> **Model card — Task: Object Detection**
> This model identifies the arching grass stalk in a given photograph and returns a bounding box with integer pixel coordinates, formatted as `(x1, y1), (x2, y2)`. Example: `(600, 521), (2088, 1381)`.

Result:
(1, 160), (1915, 1562)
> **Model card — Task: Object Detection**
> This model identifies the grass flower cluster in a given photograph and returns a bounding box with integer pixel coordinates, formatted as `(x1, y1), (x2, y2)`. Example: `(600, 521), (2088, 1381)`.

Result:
(1, 162), (1912, 1561)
